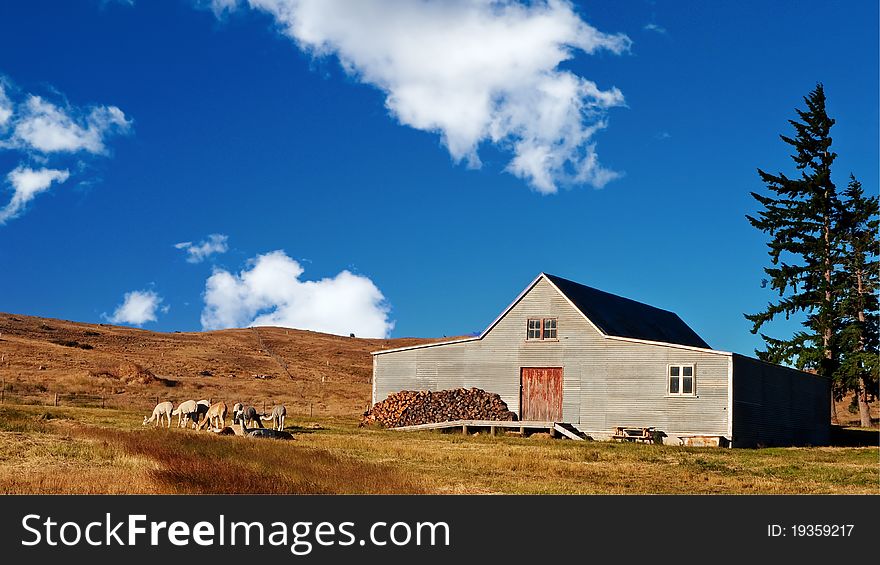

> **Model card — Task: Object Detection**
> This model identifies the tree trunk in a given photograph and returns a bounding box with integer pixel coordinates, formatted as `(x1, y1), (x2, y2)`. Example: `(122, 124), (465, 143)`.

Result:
(857, 380), (872, 428)
(823, 201), (838, 425)
(853, 269), (873, 428)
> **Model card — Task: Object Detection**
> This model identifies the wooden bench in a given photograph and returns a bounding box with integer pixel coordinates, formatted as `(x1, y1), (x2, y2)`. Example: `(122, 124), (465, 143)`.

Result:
(611, 426), (658, 444)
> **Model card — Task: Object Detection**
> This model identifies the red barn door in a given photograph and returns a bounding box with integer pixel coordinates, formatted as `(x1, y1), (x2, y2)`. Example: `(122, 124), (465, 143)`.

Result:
(520, 367), (563, 421)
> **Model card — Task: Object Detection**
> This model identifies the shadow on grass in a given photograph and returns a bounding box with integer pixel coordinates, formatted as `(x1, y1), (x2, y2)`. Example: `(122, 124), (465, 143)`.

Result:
(830, 426), (879, 447)
(80, 426), (427, 494)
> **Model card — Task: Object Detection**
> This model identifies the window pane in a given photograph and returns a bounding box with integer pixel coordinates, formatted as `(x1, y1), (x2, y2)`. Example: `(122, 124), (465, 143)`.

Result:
(527, 320), (541, 339)
(670, 366), (680, 377)
(683, 366), (693, 377)
(670, 377), (680, 394)
(543, 320), (556, 339)
(682, 376), (693, 394)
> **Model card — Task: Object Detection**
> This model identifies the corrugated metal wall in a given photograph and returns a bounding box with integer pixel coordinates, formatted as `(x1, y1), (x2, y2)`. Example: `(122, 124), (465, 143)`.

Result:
(373, 278), (730, 440)
(731, 354), (830, 447)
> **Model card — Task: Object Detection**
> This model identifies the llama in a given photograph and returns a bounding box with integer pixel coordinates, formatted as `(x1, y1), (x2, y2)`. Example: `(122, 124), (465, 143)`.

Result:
(260, 405), (287, 431)
(232, 404), (263, 428)
(197, 402), (228, 431)
(241, 416), (292, 440)
(143, 401), (174, 428)
(171, 400), (198, 428)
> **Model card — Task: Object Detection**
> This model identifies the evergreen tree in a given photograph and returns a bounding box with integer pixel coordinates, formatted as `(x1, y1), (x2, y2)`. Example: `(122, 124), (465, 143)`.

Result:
(745, 83), (843, 421)
(837, 175), (879, 428)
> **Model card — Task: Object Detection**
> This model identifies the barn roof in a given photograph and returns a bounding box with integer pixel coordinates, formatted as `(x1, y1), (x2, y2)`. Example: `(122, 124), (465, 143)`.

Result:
(542, 273), (711, 349)
(372, 272), (716, 355)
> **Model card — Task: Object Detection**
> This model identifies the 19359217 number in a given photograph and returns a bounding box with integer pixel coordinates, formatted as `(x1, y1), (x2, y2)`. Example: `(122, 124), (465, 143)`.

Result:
(792, 524), (854, 536)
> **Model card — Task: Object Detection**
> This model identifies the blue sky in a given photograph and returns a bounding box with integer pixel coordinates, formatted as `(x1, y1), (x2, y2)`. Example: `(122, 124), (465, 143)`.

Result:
(0, 0), (876, 356)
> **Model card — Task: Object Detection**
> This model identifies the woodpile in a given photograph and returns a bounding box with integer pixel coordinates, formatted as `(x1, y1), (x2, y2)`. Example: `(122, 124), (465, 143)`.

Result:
(361, 387), (516, 428)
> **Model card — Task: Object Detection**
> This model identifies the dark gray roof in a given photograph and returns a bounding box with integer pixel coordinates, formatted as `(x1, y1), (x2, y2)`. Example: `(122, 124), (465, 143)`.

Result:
(544, 273), (711, 349)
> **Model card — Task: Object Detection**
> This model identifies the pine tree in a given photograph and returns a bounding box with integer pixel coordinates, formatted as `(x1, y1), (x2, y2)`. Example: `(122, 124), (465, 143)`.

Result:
(837, 175), (879, 428)
(745, 83), (842, 421)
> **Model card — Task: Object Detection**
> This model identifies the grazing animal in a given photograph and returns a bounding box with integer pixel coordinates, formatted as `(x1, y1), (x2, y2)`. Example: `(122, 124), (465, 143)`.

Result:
(260, 405), (287, 431)
(233, 404), (263, 428)
(241, 418), (292, 440)
(191, 399), (211, 428)
(171, 400), (199, 428)
(197, 402), (228, 430)
(143, 401), (174, 428)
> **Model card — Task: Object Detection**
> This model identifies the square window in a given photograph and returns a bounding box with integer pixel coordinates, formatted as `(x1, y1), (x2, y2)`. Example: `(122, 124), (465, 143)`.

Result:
(543, 318), (557, 339)
(669, 365), (695, 396)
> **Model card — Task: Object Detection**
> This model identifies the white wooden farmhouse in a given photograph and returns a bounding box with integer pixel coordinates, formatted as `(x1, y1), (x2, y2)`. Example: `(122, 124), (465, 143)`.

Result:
(371, 273), (830, 447)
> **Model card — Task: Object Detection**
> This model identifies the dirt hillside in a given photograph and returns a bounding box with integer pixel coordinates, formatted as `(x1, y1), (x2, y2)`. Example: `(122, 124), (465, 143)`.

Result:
(0, 312), (440, 417)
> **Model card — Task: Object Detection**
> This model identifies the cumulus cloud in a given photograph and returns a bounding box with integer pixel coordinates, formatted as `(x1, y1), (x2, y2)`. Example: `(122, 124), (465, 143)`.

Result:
(201, 250), (394, 338)
(175, 233), (230, 263)
(8, 95), (131, 154)
(106, 290), (165, 326)
(211, 0), (630, 193)
(0, 167), (70, 224)
(0, 76), (131, 225)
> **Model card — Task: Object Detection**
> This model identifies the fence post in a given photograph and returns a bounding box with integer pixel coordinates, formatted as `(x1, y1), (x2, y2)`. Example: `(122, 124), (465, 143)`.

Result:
(309, 402), (313, 417)
(54, 392), (58, 407)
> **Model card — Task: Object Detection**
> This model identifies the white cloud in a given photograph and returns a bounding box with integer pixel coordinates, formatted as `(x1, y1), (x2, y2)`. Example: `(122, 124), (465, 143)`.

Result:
(0, 166), (70, 224)
(212, 0), (630, 193)
(643, 23), (668, 35)
(0, 85), (12, 127)
(0, 76), (131, 225)
(175, 233), (229, 263)
(106, 290), (165, 326)
(9, 95), (131, 154)
(201, 250), (394, 338)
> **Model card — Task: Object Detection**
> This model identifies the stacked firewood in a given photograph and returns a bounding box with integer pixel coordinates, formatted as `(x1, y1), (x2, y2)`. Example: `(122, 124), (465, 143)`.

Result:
(361, 387), (517, 428)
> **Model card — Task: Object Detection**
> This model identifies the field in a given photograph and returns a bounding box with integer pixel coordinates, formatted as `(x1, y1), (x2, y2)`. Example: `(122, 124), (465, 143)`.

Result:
(0, 404), (877, 494)
(0, 312), (877, 495)
(0, 312), (441, 417)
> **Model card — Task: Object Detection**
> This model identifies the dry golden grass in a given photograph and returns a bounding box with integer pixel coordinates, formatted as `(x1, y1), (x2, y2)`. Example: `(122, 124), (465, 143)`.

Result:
(1, 405), (876, 494)
(0, 312), (444, 417)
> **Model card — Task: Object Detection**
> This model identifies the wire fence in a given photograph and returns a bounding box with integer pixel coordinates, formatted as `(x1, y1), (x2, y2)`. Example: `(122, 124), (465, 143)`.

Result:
(0, 390), (166, 412)
(0, 387), (358, 418)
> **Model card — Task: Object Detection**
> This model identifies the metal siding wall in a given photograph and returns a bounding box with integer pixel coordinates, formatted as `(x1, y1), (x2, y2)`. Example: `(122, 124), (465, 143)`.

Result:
(731, 355), (830, 447)
(373, 278), (730, 438)
(588, 342), (729, 437)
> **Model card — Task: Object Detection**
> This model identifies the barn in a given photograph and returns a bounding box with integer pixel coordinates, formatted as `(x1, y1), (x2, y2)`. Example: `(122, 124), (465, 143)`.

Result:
(371, 273), (830, 447)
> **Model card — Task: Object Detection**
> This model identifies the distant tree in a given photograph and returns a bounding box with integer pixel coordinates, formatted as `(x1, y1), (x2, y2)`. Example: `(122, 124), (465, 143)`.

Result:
(745, 83), (844, 421)
(837, 175), (879, 428)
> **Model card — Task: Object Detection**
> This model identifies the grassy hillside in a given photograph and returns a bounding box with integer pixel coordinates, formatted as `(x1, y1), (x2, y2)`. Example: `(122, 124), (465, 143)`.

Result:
(0, 312), (438, 417)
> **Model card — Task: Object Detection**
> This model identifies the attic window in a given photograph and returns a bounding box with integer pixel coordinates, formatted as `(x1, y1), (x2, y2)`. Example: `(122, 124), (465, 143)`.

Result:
(527, 318), (557, 341)
(669, 364), (695, 396)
